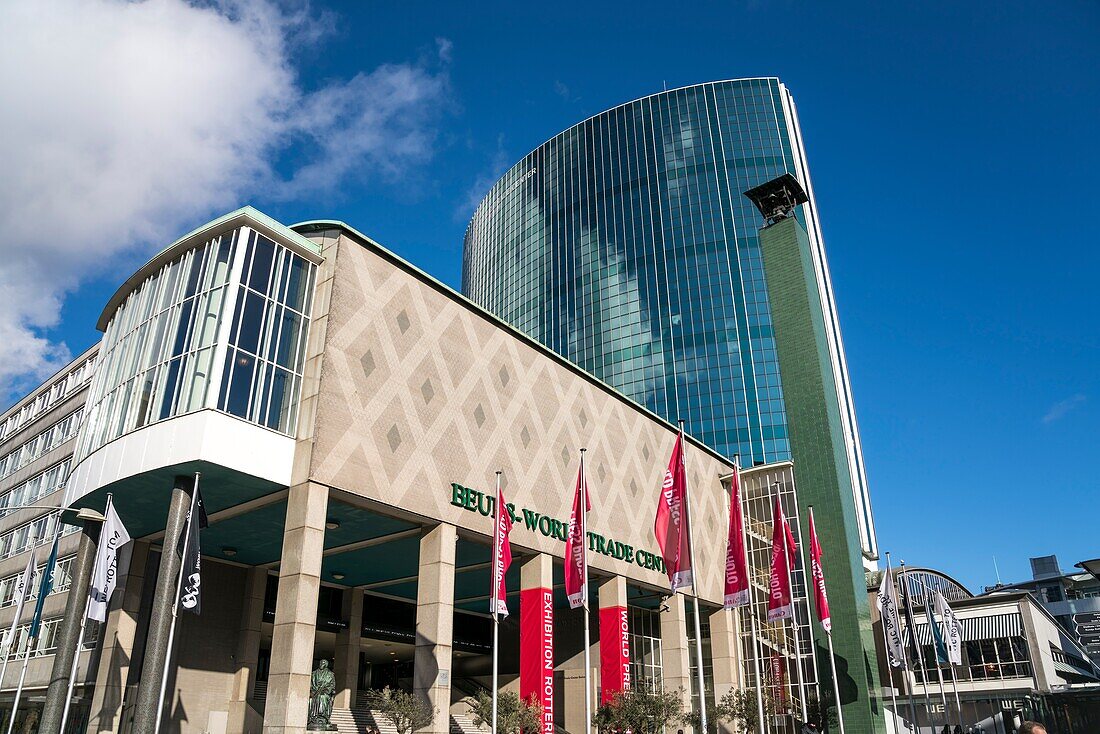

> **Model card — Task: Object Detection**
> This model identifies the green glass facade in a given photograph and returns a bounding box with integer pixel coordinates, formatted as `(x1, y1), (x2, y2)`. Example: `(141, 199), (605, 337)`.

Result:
(463, 79), (874, 557)
(464, 78), (797, 467)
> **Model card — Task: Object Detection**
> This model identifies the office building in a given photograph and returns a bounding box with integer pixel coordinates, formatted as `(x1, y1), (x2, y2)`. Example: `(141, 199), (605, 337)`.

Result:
(0, 207), (770, 734)
(462, 79), (881, 730)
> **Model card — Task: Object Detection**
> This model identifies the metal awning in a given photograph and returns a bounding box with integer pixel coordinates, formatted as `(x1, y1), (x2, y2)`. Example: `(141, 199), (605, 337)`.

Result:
(909, 613), (1023, 645)
(1053, 659), (1100, 681)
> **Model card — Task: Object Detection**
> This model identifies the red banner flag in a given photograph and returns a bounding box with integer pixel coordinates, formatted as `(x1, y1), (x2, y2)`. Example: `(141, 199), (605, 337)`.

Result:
(767, 497), (793, 621)
(520, 587), (554, 732)
(491, 482), (514, 618)
(654, 433), (692, 591)
(723, 467), (750, 609)
(808, 509), (831, 632)
(769, 653), (787, 707)
(784, 514), (798, 571)
(599, 605), (631, 703)
(565, 465), (591, 609)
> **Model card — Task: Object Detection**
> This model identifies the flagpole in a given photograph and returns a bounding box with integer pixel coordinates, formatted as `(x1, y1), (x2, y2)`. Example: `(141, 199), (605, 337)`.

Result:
(748, 609), (768, 734)
(898, 563), (935, 734)
(947, 658), (964, 731)
(60, 493), (114, 734)
(7, 512), (60, 734)
(808, 508), (845, 734)
(580, 449), (592, 734)
(0, 531), (39, 698)
(678, 421), (709, 734)
(154, 472), (200, 734)
(790, 504), (821, 724)
(491, 470), (502, 734)
(878, 554), (904, 733)
(915, 577), (952, 734)
(736, 462), (767, 734)
(917, 576), (965, 733)
(773, 482), (807, 725)
(7, 646), (31, 734)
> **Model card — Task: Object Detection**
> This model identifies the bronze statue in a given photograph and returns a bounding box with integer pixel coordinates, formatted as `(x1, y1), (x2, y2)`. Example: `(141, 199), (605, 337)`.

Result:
(307, 659), (337, 731)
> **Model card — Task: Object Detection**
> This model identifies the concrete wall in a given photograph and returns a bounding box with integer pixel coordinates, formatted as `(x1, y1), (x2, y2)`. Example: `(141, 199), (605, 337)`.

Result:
(305, 229), (735, 602)
(161, 560), (251, 734)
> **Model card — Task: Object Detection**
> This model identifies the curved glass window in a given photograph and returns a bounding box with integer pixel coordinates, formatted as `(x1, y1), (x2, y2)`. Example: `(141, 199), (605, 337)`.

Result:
(463, 80), (797, 466)
(76, 227), (316, 462)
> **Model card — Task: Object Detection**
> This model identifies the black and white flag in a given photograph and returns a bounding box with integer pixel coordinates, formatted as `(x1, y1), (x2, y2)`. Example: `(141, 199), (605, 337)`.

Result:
(3, 551), (37, 650)
(876, 568), (908, 669)
(88, 502), (131, 622)
(176, 487), (208, 614)
(934, 590), (963, 666)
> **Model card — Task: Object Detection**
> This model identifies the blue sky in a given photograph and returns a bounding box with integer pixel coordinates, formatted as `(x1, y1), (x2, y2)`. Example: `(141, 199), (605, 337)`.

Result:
(3, 1), (1097, 593)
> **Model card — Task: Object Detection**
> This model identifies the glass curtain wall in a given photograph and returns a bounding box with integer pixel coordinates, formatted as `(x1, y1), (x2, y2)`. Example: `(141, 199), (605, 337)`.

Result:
(76, 227), (315, 462)
(629, 606), (664, 691)
(739, 464), (816, 718)
(463, 79), (800, 468)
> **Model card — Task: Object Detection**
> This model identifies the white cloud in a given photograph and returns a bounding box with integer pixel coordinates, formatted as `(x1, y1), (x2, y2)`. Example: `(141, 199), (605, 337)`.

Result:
(1042, 393), (1086, 424)
(455, 133), (510, 222)
(0, 0), (450, 400)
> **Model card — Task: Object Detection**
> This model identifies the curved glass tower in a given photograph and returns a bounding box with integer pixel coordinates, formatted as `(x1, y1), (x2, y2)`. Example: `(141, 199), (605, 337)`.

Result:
(463, 79), (884, 730)
(463, 78), (874, 556)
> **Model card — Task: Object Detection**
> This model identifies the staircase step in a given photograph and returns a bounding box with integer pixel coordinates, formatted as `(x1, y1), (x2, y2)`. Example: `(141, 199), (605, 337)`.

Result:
(325, 707), (489, 734)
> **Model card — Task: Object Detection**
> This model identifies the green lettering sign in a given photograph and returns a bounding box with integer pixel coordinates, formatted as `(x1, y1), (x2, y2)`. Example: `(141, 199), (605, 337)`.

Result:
(448, 483), (664, 574)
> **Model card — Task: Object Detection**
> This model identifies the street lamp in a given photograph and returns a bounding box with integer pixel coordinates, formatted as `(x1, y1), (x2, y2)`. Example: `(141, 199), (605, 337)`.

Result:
(0, 504), (104, 522)
(1075, 558), (1100, 583)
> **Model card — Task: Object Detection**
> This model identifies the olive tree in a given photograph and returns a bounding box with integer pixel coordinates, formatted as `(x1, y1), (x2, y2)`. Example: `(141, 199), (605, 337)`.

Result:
(466, 690), (540, 734)
(362, 687), (435, 734)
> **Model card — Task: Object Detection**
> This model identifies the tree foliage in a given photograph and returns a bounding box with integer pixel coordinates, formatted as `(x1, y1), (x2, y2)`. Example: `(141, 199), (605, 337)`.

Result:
(465, 690), (541, 734)
(362, 686), (435, 734)
(717, 687), (779, 733)
(680, 699), (721, 734)
(593, 687), (685, 734)
(806, 692), (838, 731)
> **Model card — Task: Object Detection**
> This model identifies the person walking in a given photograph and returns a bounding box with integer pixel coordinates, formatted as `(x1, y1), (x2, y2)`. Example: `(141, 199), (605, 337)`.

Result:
(1017, 722), (1046, 734)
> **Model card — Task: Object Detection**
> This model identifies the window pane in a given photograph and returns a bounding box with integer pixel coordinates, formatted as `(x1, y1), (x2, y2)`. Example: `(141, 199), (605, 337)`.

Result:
(158, 358), (183, 420)
(235, 291), (266, 355)
(248, 234), (276, 293)
(225, 351), (255, 418)
(266, 368), (295, 432)
(178, 348), (214, 413)
(275, 309), (303, 370)
(285, 256), (312, 313)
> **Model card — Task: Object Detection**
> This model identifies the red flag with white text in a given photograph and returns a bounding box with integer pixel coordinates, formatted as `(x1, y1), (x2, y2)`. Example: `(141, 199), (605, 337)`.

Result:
(723, 467), (750, 609)
(784, 513), (798, 571)
(654, 434), (692, 591)
(491, 483), (514, 618)
(767, 497), (793, 621)
(565, 465), (591, 609)
(808, 510), (831, 632)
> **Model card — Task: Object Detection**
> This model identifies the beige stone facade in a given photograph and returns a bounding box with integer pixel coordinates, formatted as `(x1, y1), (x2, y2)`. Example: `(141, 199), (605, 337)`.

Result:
(305, 226), (733, 600)
(6, 211), (745, 734)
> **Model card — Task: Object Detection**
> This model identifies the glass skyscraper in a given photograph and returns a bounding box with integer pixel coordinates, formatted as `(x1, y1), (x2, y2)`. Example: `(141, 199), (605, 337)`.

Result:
(462, 78), (876, 561)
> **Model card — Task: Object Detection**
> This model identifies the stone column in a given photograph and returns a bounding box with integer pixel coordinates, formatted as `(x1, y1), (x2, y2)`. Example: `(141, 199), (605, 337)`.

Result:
(333, 588), (364, 709)
(414, 523), (455, 734)
(227, 566), (269, 732)
(598, 576), (629, 704)
(87, 540), (150, 733)
(263, 481), (330, 734)
(709, 609), (742, 734)
(130, 475), (194, 733)
(39, 519), (102, 734)
(660, 593), (693, 715)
